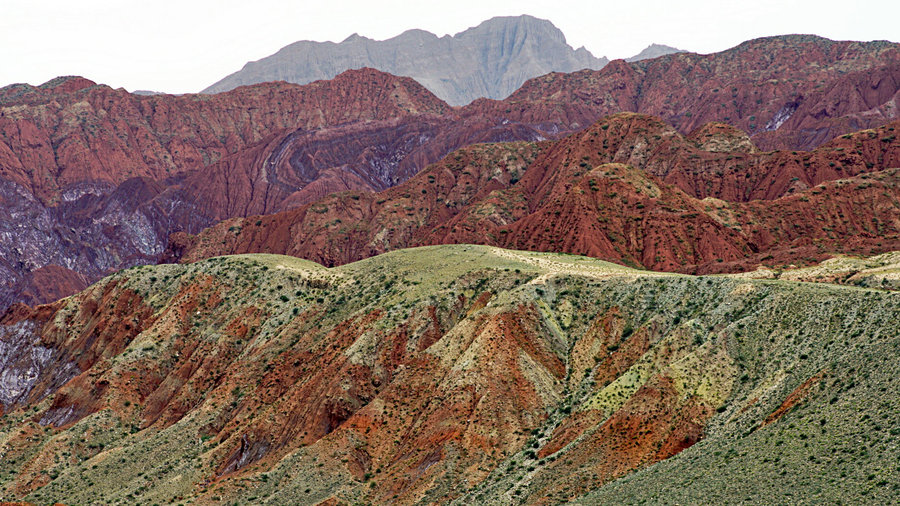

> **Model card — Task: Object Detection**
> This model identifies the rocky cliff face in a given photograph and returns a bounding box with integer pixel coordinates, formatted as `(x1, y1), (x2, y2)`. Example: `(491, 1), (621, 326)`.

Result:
(0, 246), (897, 504)
(753, 63), (900, 150)
(0, 175), (200, 311)
(202, 15), (609, 106)
(172, 115), (900, 274)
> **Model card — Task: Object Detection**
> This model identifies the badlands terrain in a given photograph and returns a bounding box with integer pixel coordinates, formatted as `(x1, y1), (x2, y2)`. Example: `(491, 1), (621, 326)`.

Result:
(0, 14), (899, 505)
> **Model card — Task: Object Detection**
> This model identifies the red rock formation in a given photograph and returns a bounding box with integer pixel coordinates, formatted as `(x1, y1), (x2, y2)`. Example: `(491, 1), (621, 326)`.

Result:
(0, 69), (450, 204)
(4, 249), (890, 503)
(172, 115), (900, 274)
(0, 69), (463, 310)
(761, 371), (826, 427)
(2, 36), (897, 209)
(3, 35), (900, 311)
(686, 122), (759, 153)
(754, 64), (900, 150)
(465, 36), (900, 150)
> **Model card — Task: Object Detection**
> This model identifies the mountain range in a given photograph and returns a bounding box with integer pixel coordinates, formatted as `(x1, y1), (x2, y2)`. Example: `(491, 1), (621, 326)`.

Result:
(202, 15), (611, 106)
(1, 18), (900, 505)
(201, 15), (684, 106)
(625, 43), (684, 62)
(0, 34), (898, 312)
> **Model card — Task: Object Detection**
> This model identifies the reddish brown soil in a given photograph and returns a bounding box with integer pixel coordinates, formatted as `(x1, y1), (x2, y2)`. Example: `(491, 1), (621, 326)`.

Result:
(1, 271), (563, 503)
(0, 243), (887, 504)
(527, 375), (713, 503)
(10, 266), (90, 307)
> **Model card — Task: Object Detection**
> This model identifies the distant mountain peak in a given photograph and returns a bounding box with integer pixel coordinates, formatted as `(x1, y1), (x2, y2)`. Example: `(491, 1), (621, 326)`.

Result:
(625, 43), (685, 62)
(341, 32), (366, 43)
(466, 14), (555, 29)
(460, 15), (568, 45)
(201, 15), (608, 105)
(131, 89), (164, 96)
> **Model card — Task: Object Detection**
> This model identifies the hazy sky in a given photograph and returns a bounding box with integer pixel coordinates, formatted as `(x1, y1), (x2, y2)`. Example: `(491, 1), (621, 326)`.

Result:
(2, 0), (898, 94)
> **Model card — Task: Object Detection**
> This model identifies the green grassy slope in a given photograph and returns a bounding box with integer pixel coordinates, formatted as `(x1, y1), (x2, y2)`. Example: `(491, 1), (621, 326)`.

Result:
(0, 246), (896, 505)
(577, 309), (900, 505)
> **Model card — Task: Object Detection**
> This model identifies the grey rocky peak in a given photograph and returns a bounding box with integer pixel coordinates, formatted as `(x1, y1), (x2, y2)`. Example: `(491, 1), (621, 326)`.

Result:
(625, 43), (685, 62)
(202, 15), (609, 106)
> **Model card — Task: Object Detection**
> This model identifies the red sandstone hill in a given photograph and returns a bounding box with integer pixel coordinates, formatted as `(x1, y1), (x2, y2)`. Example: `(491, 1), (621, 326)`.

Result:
(170, 112), (552, 221)
(463, 35), (900, 150)
(0, 67), (559, 311)
(0, 69), (466, 311)
(0, 69), (450, 204)
(170, 114), (900, 273)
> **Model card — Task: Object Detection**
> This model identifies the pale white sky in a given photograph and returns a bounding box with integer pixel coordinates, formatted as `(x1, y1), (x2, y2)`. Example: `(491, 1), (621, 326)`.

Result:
(2, 0), (898, 94)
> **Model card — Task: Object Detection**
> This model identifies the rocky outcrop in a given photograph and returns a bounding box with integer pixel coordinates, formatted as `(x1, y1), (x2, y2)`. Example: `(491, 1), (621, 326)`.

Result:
(0, 302), (75, 414)
(202, 15), (608, 105)
(0, 175), (210, 311)
(0, 319), (52, 410)
(687, 122), (759, 153)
